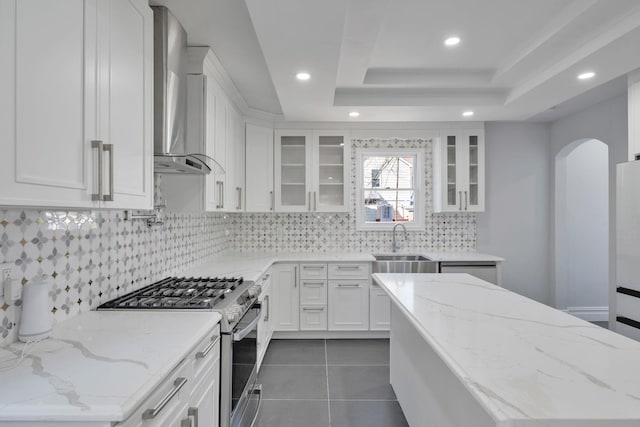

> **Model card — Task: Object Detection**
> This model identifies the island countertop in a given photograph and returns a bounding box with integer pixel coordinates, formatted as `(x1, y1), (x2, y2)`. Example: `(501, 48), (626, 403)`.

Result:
(373, 273), (640, 425)
(0, 311), (221, 422)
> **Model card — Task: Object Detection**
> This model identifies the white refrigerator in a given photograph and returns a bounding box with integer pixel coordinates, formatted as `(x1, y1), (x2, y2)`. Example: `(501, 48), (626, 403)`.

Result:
(616, 160), (640, 340)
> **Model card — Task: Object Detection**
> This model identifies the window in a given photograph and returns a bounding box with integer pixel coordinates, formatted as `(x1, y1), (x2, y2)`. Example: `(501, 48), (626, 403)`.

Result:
(355, 149), (424, 230)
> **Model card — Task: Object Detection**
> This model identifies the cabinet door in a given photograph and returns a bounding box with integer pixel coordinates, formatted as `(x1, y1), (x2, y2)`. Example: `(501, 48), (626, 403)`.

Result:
(370, 284), (391, 331)
(234, 114), (245, 211)
(275, 130), (313, 211)
(328, 280), (370, 331)
(272, 264), (299, 331)
(100, 0), (153, 209)
(462, 129), (485, 212)
(189, 372), (218, 427)
(245, 124), (274, 212)
(203, 78), (219, 211)
(434, 131), (463, 212)
(300, 280), (327, 305)
(213, 89), (228, 211)
(0, 0), (99, 208)
(314, 131), (350, 212)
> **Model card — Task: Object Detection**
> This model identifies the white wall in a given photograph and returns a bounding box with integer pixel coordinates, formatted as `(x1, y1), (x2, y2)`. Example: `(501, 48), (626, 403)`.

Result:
(549, 94), (628, 324)
(477, 122), (551, 303)
(555, 140), (609, 313)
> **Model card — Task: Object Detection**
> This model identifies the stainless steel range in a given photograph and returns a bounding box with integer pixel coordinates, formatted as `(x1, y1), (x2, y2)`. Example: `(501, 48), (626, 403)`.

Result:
(98, 276), (262, 427)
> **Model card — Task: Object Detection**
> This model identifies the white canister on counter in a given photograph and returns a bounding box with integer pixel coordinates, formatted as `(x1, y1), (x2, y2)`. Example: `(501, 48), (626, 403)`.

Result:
(19, 275), (53, 342)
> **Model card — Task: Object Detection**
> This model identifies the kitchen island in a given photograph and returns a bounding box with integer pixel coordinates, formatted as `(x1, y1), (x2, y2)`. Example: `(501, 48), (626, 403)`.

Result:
(373, 273), (640, 427)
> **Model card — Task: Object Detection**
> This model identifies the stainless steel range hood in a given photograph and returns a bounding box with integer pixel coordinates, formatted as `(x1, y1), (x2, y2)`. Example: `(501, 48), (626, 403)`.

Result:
(152, 6), (222, 175)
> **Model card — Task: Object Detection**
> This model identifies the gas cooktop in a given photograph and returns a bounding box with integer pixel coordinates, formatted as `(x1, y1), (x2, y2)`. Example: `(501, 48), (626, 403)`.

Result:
(97, 277), (244, 310)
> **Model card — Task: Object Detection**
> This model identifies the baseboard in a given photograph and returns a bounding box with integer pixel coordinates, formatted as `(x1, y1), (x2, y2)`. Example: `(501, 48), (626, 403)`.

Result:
(563, 306), (609, 322)
(272, 330), (390, 339)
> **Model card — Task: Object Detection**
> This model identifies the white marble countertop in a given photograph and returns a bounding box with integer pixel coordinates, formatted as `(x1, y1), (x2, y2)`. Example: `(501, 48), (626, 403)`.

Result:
(184, 251), (502, 282)
(0, 311), (221, 422)
(373, 273), (640, 424)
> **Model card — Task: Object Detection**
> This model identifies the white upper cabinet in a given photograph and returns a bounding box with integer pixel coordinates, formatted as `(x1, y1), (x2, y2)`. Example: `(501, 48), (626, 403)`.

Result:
(274, 130), (350, 212)
(433, 129), (485, 212)
(100, 0), (154, 209)
(245, 124), (274, 212)
(0, 0), (153, 209)
(163, 48), (244, 213)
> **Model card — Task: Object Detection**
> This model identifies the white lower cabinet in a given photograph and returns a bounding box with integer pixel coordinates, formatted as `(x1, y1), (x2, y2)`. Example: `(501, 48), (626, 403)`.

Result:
(118, 326), (220, 427)
(257, 269), (273, 370)
(272, 264), (299, 331)
(328, 279), (370, 331)
(300, 305), (328, 330)
(370, 283), (391, 331)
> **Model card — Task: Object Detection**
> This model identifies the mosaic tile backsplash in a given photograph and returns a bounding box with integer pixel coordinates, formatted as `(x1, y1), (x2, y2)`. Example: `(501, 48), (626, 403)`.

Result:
(0, 138), (475, 343)
(0, 209), (233, 342)
(233, 138), (477, 253)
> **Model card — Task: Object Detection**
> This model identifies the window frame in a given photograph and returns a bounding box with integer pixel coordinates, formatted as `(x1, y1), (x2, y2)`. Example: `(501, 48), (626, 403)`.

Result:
(355, 148), (425, 231)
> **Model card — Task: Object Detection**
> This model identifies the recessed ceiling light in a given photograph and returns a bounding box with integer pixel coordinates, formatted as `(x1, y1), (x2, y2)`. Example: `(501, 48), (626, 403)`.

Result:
(577, 71), (595, 80)
(444, 36), (461, 46)
(462, 111), (474, 117)
(296, 72), (311, 81)
(349, 111), (360, 117)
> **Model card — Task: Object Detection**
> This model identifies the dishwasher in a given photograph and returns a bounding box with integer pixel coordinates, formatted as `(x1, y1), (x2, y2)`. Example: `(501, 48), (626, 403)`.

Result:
(439, 261), (499, 285)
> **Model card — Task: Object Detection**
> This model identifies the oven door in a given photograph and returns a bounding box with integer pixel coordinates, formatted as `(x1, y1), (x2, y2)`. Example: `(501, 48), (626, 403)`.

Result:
(230, 302), (262, 427)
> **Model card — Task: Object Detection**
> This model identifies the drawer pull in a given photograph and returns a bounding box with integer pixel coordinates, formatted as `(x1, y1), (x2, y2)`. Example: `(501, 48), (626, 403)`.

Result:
(303, 266), (325, 270)
(617, 316), (640, 330)
(303, 282), (324, 287)
(142, 377), (188, 420)
(196, 336), (219, 359)
(617, 286), (640, 300)
(337, 283), (360, 288)
(303, 307), (325, 311)
(337, 266), (360, 270)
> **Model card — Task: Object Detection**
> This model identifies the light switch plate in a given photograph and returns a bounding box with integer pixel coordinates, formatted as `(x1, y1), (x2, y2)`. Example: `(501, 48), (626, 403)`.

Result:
(0, 263), (19, 301)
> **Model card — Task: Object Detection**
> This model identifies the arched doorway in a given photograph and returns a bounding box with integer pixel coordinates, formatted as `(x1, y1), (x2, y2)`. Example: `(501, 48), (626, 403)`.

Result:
(555, 139), (609, 320)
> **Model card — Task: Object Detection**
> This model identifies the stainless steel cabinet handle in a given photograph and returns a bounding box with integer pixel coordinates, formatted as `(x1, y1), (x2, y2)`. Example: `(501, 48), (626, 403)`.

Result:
(142, 377), (188, 420)
(337, 266), (360, 270)
(294, 266), (297, 287)
(216, 181), (224, 209)
(91, 140), (103, 201)
(196, 336), (219, 359)
(458, 191), (462, 211)
(221, 182), (224, 209)
(337, 283), (360, 288)
(188, 407), (199, 427)
(308, 192), (311, 211)
(302, 307), (324, 311)
(464, 191), (468, 210)
(303, 266), (325, 270)
(270, 191), (274, 211)
(181, 418), (192, 427)
(103, 143), (114, 202)
(303, 282), (324, 287)
(313, 191), (317, 211)
(236, 187), (242, 210)
(264, 295), (270, 321)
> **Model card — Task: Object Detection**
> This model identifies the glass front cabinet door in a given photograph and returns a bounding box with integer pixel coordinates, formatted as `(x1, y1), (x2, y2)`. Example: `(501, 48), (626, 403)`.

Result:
(434, 129), (485, 212)
(275, 130), (350, 212)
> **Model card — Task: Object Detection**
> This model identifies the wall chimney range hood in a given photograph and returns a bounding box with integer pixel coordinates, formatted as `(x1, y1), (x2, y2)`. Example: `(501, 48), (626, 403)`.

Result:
(152, 6), (223, 175)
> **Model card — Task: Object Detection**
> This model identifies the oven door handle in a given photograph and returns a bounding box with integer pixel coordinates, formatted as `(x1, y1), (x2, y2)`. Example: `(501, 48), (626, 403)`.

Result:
(233, 311), (262, 342)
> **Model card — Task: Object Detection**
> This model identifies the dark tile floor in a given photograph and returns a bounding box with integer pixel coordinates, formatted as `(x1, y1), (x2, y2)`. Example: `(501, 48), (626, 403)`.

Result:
(257, 339), (409, 427)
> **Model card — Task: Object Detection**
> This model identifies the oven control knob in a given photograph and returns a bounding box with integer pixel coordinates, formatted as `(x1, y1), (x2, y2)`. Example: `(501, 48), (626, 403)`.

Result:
(247, 285), (261, 298)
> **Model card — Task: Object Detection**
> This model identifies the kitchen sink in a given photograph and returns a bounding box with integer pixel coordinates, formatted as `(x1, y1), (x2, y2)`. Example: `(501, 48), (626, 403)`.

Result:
(374, 254), (431, 261)
(373, 255), (438, 274)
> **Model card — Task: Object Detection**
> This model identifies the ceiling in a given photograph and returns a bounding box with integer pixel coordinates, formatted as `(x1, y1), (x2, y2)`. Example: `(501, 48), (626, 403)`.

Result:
(153, 0), (640, 122)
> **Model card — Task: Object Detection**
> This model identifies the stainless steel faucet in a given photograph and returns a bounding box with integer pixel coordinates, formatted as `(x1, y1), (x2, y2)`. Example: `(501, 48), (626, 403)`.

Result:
(392, 223), (408, 253)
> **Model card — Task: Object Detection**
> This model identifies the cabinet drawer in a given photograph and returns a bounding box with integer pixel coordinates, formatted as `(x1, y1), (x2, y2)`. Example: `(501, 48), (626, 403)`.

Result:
(300, 263), (328, 279)
(118, 357), (192, 427)
(300, 280), (327, 305)
(191, 325), (220, 380)
(300, 305), (328, 330)
(328, 263), (370, 279)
